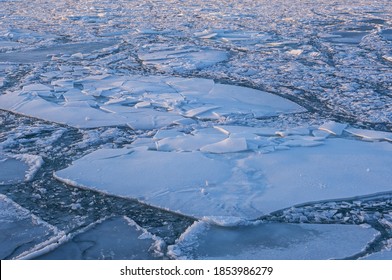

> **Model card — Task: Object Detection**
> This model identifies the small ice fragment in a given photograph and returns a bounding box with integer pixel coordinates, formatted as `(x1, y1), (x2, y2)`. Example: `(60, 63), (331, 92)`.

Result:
(319, 121), (347, 135)
(200, 138), (248, 154)
(345, 127), (392, 142)
(287, 49), (303, 56)
(183, 106), (220, 118)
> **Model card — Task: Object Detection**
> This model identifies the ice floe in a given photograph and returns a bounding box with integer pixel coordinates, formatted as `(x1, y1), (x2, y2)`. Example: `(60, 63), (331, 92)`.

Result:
(138, 45), (228, 72)
(37, 216), (163, 260)
(54, 137), (392, 219)
(318, 121), (347, 136)
(0, 194), (65, 259)
(0, 75), (305, 129)
(167, 221), (378, 260)
(345, 127), (392, 142)
(0, 153), (43, 185)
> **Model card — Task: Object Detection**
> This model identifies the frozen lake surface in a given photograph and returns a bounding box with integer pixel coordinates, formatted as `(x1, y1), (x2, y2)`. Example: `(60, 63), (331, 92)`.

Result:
(1, 0), (392, 259)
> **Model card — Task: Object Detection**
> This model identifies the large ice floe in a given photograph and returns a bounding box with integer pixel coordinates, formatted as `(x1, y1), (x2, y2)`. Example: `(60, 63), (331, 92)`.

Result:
(54, 135), (392, 219)
(0, 194), (65, 259)
(2, 75), (392, 220)
(0, 76), (304, 129)
(167, 220), (378, 260)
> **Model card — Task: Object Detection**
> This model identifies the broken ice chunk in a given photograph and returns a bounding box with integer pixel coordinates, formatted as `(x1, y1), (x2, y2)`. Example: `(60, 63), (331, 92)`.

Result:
(0, 153), (43, 184)
(319, 121), (347, 136)
(183, 106), (221, 118)
(345, 127), (392, 142)
(200, 137), (248, 154)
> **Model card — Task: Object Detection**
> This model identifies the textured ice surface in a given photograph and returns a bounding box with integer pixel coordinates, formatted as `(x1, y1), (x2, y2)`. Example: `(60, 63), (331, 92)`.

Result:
(167, 221), (378, 260)
(2, 0), (392, 260)
(0, 194), (64, 259)
(0, 76), (304, 129)
(244, 138), (392, 214)
(345, 127), (392, 142)
(37, 216), (163, 260)
(0, 155), (28, 185)
(55, 138), (392, 219)
(138, 45), (228, 72)
(0, 153), (43, 184)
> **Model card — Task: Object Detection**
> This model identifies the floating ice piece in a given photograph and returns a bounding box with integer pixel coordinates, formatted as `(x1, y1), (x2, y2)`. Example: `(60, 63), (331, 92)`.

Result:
(0, 153), (43, 184)
(55, 138), (392, 219)
(37, 216), (163, 260)
(286, 49), (303, 56)
(200, 137), (248, 153)
(167, 221), (377, 260)
(138, 45), (228, 71)
(0, 75), (304, 129)
(243, 138), (392, 214)
(155, 132), (227, 152)
(183, 106), (221, 118)
(321, 31), (369, 44)
(276, 127), (309, 137)
(319, 121), (347, 136)
(0, 155), (28, 185)
(0, 41), (116, 63)
(0, 194), (64, 259)
(345, 127), (392, 142)
(54, 148), (235, 218)
(279, 136), (324, 147)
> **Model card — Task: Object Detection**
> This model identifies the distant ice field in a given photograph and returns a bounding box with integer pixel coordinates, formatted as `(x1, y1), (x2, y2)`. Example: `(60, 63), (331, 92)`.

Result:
(1, 0), (392, 260)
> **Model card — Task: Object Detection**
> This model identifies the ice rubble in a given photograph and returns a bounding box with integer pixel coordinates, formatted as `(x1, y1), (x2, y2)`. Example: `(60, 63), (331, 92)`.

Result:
(0, 194), (65, 259)
(0, 153), (43, 185)
(55, 129), (392, 219)
(167, 220), (378, 260)
(0, 76), (304, 129)
(137, 45), (228, 72)
(37, 216), (163, 260)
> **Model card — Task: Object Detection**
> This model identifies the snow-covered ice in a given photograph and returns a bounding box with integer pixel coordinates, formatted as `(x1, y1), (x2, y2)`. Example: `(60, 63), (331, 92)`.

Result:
(55, 137), (392, 219)
(167, 221), (378, 260)
(138, 45), (228, 72)
(1, 0), (392, 260)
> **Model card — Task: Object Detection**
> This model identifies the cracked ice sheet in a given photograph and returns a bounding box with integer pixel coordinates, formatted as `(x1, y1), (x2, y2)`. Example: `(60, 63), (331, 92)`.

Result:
(55, 137), (392, 219)
(0, 153), (43, 185)
(167, 221), (378, 260)
(0, 194), (65, 259)
(37, 216), (163, 260)
(0, 76), (305, 129)
(137, 45), (228, 72)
